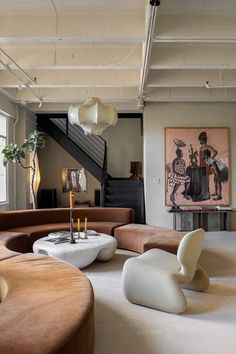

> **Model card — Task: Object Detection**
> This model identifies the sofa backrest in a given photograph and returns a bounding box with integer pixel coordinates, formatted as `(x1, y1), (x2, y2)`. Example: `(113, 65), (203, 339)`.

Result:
(73, 208), (134, 223)
(0, 207), (134, 231)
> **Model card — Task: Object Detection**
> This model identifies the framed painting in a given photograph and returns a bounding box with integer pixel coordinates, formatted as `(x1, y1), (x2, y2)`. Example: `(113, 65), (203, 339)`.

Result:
(165, 128), (230, 207)
(62, 168), (87, 192)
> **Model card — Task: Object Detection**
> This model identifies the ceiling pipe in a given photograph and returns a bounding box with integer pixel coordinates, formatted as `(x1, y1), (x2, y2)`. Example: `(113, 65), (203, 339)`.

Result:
(0, 48), (36, 86)
(138, 0), (160, 108)
(205, 80), (236, 89)
(0, 57), (42, 105)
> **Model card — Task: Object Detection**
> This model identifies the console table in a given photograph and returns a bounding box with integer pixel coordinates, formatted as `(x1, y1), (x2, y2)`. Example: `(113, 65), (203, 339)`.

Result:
(169, 208), (231, 232)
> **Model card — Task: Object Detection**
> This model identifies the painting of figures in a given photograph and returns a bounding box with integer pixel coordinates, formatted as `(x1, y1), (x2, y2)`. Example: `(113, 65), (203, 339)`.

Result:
(62, 168), (87, 192)
(165, 128), (230, 207)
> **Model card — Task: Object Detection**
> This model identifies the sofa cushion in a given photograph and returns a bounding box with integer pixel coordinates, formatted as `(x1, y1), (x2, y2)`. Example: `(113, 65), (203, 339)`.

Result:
(0, 253), (94, 354)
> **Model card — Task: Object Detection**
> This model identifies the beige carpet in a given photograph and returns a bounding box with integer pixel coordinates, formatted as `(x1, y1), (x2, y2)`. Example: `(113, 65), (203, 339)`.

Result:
(84, 232), (236, 354)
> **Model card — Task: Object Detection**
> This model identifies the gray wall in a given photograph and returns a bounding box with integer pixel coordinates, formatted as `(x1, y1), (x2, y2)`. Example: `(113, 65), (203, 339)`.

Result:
(143, 102), (236, 229)
(102, 118), (143, 177)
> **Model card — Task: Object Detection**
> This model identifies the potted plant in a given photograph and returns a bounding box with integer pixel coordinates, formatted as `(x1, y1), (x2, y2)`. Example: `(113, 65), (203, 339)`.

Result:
(1, 130), (46, 209)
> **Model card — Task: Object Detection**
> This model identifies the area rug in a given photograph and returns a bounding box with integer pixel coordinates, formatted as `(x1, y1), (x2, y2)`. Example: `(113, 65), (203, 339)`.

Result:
(84, 231), (236, 354)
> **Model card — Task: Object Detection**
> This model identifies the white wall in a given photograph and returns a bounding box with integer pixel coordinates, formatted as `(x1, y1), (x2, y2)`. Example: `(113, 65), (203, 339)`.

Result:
(144, 102), (236, 229)
(0, 92), (17, 118)
(0, 92), (37, 210)
(0, 92), (16, 211)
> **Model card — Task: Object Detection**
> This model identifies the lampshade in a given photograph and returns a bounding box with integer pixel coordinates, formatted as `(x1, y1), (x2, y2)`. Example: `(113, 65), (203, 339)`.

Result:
(68, 97), (118, 135)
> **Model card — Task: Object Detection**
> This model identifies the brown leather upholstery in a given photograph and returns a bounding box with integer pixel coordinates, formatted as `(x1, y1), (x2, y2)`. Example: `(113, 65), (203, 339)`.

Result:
(0, 207), (134, 354)
(0, 232), (28, 260)
(8, 221), (127, 250)
(0, 253), (94, 354)
(114, 223), (183, 254)
(0, 207), (134, 231)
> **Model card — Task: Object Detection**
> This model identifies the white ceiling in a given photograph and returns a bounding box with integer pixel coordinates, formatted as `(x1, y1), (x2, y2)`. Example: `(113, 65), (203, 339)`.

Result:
(0, 0), (236, 113)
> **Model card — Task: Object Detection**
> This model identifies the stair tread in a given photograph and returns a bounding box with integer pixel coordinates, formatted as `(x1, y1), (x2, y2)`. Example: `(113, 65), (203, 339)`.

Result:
(105, 189), (138, 195)
(106, 180), (141, 187)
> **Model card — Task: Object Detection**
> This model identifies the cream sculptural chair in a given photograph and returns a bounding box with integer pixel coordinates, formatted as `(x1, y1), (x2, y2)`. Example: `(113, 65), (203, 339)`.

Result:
(123, 228), (209, 314)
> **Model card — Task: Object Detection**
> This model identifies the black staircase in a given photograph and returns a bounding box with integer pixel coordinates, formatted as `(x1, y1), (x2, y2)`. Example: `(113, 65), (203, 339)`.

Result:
(104, 178), (145, 224)
(37, 115), (109, 183)
(37, 114), (145, 223)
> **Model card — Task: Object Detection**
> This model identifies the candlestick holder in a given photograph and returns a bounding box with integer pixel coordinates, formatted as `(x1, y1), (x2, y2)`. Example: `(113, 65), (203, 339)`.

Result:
(83, 229), (88, 239)
(69, 208), (76, 244)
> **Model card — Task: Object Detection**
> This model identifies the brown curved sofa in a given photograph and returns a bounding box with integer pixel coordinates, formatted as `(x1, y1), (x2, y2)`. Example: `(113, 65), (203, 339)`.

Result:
(0, 207), (134, 250)
(0, 253), (94, 354)
(0, 207), (134, 354)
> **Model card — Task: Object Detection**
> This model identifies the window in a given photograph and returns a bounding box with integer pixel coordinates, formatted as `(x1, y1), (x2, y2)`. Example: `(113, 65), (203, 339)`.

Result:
(0, 114), (7, 203)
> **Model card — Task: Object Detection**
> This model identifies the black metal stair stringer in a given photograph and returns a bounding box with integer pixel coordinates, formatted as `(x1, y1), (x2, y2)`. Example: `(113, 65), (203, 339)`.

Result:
(37, 117), (105, 183)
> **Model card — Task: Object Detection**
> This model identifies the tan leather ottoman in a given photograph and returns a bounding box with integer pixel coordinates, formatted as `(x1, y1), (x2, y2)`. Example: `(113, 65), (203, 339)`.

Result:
(114, 223), (183, 254)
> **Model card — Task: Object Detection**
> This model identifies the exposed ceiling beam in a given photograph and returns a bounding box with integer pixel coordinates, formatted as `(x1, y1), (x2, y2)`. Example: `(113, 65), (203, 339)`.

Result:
(147, 83), (236, 88)
(0, 84), (139, 89)
(0, 37), (145, 45)
(146, 97), (236, 102)
(20, 97), (137, 104)
(149, 64), (235, 69)
(153, 37), (236, 43)
(0, 65), (141, 70)
(0, 57), (42, 104)
(0, 48), (36, 85)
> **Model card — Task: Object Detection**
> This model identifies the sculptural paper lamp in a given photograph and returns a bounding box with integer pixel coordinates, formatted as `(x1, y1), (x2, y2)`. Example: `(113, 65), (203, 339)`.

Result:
(68, 97), (118, 135)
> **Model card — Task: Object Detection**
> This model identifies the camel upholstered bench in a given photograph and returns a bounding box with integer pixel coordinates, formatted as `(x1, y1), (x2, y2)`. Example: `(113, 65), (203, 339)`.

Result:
(114, 224), (183, 254)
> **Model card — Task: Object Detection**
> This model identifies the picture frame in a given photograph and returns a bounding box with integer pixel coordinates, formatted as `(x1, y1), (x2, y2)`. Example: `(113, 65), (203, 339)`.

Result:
(62, 168), (87, 192)
(165, 127), (230, 207)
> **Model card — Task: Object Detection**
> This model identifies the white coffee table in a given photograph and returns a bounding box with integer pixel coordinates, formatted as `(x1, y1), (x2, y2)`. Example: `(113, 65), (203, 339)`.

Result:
(33, 232), (117, 269)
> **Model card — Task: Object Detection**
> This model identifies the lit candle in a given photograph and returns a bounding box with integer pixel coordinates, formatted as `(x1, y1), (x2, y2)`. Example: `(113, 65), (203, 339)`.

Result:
(69, 191), (73, 209)
(84, 217), (87, 231)
(77, 218), (80, 232)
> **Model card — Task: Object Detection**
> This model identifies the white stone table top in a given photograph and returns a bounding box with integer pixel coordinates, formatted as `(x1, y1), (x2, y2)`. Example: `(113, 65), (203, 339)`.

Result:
(33, 231), (117, 269)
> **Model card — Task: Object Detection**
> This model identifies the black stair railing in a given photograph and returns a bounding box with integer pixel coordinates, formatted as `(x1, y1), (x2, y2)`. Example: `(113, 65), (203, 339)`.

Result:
(37, 115), (109, 183)
(52, 117), (106, 170)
